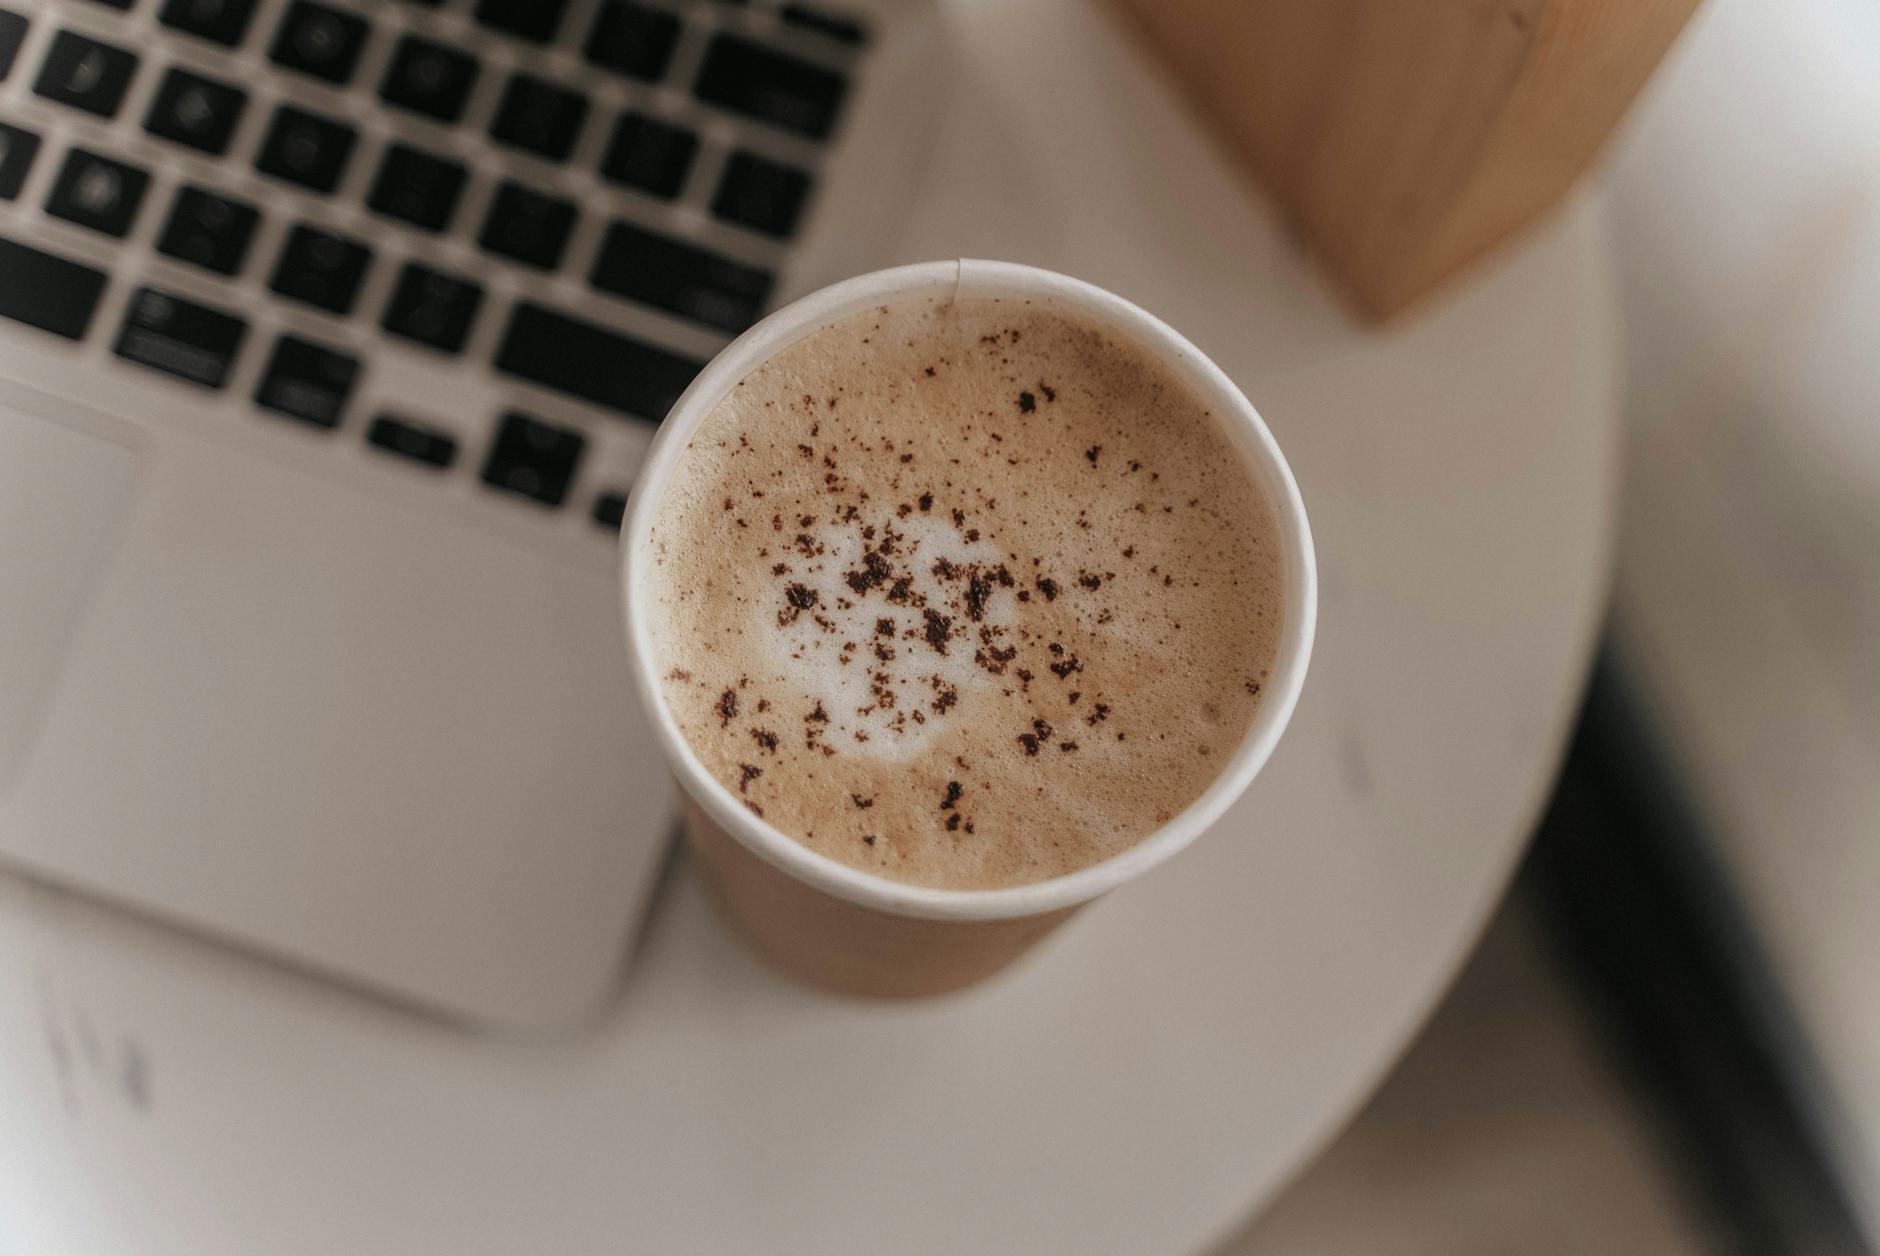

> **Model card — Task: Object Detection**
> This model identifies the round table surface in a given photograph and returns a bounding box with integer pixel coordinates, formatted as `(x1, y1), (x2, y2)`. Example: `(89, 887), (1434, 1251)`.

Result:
(0, 2), (1620, 1253)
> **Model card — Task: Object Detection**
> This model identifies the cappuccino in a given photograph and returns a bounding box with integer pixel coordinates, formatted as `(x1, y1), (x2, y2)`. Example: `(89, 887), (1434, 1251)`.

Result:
(643, 296), (1283, 890)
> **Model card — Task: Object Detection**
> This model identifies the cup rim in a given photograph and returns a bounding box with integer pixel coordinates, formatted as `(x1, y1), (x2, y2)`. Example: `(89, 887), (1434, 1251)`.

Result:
(621, 260), (1317, 922)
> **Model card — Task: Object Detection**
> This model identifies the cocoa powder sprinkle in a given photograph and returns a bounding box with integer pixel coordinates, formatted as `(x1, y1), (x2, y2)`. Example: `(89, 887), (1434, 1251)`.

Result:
(965, 570), (993, 621)
(845, 551), (893, 594)
(923, 608), (952, 654)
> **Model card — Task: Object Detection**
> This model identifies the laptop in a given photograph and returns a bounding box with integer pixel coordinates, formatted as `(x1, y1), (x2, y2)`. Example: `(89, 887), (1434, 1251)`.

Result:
(0, 0), (943, 1029)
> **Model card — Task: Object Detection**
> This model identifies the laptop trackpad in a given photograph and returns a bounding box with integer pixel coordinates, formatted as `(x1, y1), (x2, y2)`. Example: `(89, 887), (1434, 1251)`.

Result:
(0, 404), (140, 792)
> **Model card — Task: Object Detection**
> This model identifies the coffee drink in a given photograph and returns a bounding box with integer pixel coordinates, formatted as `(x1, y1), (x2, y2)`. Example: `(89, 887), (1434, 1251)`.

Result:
(642, 296), (1283, 891)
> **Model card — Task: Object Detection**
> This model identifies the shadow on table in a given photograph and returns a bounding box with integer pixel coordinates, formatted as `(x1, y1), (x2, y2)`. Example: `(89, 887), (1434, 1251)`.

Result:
(1214, 651), (1873, 1256)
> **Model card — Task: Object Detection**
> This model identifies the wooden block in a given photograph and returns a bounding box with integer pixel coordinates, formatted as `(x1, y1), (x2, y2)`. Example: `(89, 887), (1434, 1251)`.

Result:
(1115, 0), (1700, 319)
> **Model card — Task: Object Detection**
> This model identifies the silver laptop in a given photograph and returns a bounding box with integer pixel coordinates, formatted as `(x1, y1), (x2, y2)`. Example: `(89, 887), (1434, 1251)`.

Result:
(0, 0), (941, 1028)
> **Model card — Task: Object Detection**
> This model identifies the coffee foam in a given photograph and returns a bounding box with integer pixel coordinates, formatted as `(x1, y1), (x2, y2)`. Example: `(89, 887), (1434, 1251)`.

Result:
(644, 296), (1283, 889)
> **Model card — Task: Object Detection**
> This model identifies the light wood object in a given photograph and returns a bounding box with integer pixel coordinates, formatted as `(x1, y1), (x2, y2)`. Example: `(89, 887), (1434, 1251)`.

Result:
(1116, 0), (1699, 319)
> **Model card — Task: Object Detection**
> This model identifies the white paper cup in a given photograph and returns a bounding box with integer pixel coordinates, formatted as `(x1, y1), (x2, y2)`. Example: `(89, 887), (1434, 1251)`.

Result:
(621, 260), (1316, 997)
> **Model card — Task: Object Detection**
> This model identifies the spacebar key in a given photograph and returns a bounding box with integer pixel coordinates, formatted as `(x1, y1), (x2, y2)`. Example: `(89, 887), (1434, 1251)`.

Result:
(493, 301), (703, 423)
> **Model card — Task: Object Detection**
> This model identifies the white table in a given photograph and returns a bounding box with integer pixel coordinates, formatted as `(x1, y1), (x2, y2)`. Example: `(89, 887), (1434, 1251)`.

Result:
(0, 2), (1619, 1252)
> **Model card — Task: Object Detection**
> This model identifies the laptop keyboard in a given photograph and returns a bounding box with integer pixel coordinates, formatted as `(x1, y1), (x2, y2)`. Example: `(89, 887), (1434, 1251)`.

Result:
(0, 0), (868, 523)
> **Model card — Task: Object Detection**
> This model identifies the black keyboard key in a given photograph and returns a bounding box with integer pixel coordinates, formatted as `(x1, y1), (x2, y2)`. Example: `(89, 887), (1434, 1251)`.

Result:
(114, 286), (247, 389)
(481, 411), (582, 506)
(478, 180), (576, 270)
(780, 4), (867, 45)
(365, 143), (465, 233)
(590, 221), (770, 333)
(592, 489), (627, 529)
(494, 302), (701, 422)
(0, 123), (39, 199)
(711, 150), (811, 239)
(488, 73), (588, 162)
(159, 0), (260, 48)
(143, 67), (247, 156)
(0, 9), (28, 81)
(0, 236), (106, 339)
(381, 261), (482, 353)
(583, 2), (679, 81)
(155, 184), (259, 275)
(269, 0), (368, 85)
(474, 0), (566, 45)
(45, 148), (149, 238)
(693, 34), (846, 139)
(254, 104), (356, 193)
(33, 30), (139, 118)
(269, 223), (372, 315)
(379, 33), (477, 124)
(598, 112), (695, 199)
(255, 334), (357, 428)
(367, 414), (456, 468)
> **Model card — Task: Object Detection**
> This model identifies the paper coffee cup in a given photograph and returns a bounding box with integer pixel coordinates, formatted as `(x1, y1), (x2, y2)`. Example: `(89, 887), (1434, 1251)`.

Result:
(621, 260), (1316, 997)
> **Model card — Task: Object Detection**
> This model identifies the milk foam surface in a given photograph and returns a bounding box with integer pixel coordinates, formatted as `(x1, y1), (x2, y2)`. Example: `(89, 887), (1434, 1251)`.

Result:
(644, 296), (1282, 889)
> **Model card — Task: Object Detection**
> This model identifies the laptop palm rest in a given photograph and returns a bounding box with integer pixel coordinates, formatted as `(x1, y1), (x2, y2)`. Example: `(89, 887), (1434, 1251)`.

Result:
(0, 391), (670, 1030)
(0, 403), (141, 794)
